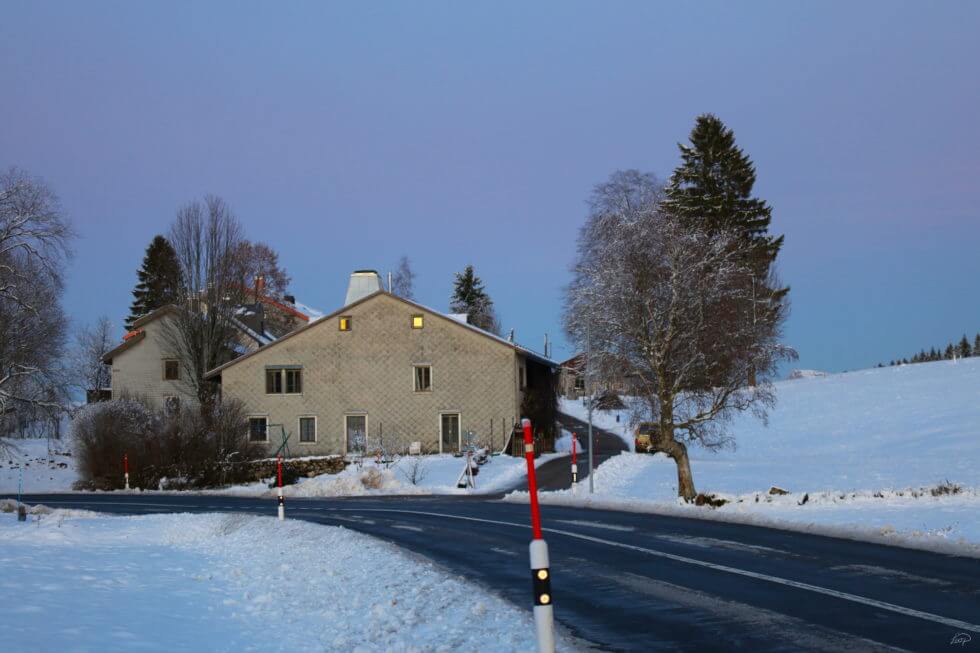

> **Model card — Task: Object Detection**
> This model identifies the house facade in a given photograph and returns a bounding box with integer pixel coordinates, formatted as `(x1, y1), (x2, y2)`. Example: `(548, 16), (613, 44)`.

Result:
(206, 280), (556, 456)
(101, 292), (321, 412)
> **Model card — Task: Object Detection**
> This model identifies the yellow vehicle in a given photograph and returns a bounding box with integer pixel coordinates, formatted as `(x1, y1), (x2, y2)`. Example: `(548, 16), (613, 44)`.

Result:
(634, 422), (658, 453)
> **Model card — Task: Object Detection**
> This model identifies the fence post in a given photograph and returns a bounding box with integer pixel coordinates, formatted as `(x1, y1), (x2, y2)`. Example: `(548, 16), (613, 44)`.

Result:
(124, 453), (130, 491)
(571, 432), (578, 489)
(522, 418), (555, 653)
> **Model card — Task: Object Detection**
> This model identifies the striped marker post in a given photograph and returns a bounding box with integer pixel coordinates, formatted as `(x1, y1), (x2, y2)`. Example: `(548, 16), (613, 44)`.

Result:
(277, 454), (285, 521)
(571, 432), (578, 488)
(522, 418), (555, 653)
(124, 453), (130, 491)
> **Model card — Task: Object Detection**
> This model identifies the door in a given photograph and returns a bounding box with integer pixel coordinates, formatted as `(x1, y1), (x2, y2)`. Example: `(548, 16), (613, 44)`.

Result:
(441, 413), (460, 454)
(346, 415), (367, 454)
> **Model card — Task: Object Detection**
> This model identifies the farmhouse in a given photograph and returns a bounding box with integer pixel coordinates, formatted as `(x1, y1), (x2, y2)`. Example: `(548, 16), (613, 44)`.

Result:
(205, 271), (558, 456)
(101, 288), (322, 412)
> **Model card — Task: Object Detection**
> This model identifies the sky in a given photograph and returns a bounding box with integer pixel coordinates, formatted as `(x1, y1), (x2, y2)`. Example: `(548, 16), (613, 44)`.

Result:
(2, 1), (979, 374)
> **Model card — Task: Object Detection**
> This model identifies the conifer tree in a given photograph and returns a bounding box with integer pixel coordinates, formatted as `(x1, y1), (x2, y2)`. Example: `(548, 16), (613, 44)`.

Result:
(974, 334), (980, 357)
(958, 335), (972, 358)
(449, 264), (500, 335)
(126, 235), (181, 330)
(664, 114), (785, 286)
(944, 343), (955, 360)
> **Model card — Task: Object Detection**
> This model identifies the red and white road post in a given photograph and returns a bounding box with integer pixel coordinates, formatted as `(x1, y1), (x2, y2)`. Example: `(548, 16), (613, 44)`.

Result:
(522, 418), (555, 653)
(123, 453), (130, 491)
(571, 432), (578, 489)
(277, 453), (285, 521)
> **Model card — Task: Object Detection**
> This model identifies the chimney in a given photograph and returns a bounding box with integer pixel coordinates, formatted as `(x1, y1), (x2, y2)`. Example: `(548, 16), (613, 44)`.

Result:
(345, 270), (383, 306)
(254, 275), (266, 299)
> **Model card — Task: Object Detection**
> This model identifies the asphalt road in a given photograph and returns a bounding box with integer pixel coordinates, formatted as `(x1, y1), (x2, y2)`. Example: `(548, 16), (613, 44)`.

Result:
(9, 492), (979, 652)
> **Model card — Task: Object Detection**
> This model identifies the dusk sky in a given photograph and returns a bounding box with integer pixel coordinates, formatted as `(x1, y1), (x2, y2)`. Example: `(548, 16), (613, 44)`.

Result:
(2, 1), (978, 374)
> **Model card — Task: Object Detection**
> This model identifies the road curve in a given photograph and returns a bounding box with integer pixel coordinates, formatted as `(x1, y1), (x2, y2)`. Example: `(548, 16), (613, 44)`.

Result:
(7, 492), (979, 652)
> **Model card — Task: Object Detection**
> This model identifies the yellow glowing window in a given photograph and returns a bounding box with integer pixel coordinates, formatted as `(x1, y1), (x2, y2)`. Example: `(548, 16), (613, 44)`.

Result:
(339, 316), (351, 331)
(412, 315), (424, 329)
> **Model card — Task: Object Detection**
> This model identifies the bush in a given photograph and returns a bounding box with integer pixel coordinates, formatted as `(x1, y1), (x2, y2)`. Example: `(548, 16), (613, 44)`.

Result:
(73, 397), (264, 490)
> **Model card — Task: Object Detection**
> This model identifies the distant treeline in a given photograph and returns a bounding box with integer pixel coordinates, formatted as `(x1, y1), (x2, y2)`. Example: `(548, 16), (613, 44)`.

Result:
(879, 333), (980, 367)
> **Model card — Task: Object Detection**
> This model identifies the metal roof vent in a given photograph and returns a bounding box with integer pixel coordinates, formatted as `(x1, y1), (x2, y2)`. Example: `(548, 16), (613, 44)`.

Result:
(345, 270), (383, 306)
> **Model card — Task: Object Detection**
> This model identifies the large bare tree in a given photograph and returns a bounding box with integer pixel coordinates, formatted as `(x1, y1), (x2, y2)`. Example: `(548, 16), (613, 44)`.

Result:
(162, 196), (249, 409)
(68, 315), (114, 396)
(0, 168), (73, 448)
(564, 170), (794, 500)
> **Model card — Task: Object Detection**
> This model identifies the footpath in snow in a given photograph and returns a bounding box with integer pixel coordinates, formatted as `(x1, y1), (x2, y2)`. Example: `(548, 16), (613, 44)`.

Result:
(0, 509), (577, 652)
(529, 358), (980, 555)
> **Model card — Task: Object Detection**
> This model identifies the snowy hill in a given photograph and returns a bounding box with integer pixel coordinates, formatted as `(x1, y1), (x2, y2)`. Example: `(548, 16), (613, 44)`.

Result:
(549, 357), (980, 551)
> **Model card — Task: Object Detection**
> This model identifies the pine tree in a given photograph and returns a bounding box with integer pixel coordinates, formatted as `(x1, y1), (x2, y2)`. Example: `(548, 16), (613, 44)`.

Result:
(126, 235), (181, 330)
(974, 333), (980, 357)
(664, 114), (785, 285)
(929, 347), (939, 361)
(449, 265), (500, 335)
(958, 334), (972, 358)
(944, 343), (955, 360)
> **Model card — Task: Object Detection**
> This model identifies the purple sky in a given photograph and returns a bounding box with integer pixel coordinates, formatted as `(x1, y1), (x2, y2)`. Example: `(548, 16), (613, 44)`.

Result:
(2, 1), (978, 373)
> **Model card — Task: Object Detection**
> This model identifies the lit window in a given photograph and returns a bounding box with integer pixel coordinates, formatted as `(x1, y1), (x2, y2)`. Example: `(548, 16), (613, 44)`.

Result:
(339, 316), (352, 331)
(299, 417), (316, 443)
(414, 365), (432, 392)
(164, 360), (180, 381)
(248, 417), (268, 442)
(412, 314), (424, 329)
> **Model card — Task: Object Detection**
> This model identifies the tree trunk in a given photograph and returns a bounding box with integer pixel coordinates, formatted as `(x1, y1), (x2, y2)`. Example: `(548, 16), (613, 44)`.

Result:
(656, 401), (697, 501)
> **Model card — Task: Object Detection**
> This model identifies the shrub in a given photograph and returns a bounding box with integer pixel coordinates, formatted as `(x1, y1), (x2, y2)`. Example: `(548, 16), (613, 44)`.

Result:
(73, 397), (264, 490)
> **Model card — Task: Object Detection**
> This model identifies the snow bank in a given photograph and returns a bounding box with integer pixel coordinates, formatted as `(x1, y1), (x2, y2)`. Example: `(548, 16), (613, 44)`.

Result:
(0, 510), (578, 652)
(215, 453), (558, 498)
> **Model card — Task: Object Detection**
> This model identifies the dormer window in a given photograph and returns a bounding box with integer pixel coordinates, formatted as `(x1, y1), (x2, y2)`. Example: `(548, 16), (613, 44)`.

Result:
(412, 314), (424, 329)
(339, 316), (352, 331)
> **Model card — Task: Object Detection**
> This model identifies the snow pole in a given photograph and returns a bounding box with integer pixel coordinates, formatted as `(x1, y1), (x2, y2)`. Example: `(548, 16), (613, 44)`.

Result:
(277, 453), (285, 521)
(123, 453), (130, 491)
(571, 432), (578, 488)
(17, 467), (26, 522)
(522, 418), (554, 653)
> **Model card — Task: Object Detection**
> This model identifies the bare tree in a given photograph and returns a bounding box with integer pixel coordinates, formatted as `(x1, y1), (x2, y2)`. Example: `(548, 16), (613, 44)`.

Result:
(68, 315), (114, 396)
(0, 169), (73, 451)
(390, 256), (415, 300)
(234, 240), (291, 298)
(162, 196), (248, 409)
(564, 170), (795, 500)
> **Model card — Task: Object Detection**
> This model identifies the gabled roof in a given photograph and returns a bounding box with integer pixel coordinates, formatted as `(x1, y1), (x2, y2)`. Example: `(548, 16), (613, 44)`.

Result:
(204, 290), (557, 379)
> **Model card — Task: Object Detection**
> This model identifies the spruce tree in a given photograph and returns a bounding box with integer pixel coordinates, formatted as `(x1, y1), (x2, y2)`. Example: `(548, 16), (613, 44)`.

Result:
(664, 114), (785, 285)
(958, 335), (972, 358)
(449, 264), (500, 335)
(974, 333), (980, 357)
(126, 235), (182, 330)
(944, 343), (955, 360)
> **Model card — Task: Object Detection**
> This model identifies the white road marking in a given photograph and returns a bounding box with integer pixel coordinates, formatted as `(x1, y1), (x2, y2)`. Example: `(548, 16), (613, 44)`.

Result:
(391, 524), (424, 532)
(555, 519), (635, 532)
(332, 507), (980, 634)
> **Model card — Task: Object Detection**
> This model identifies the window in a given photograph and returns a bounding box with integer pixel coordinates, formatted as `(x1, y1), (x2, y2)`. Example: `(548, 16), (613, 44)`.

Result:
(414, 365), (432, 392)
(266, 367), (301, 394)
(339, 316), (352, 331)
(265, 369), (282, 394)
(285, 368), (302, 394)
(519, 366), (526, 389)
(411, 314), (424, 329)
(164, 396), (180, 415)
(248, 417), (268, 442)
(299, 416), (316, 443)
(163, 360), (180, 381)
(574, 376), (585, 391)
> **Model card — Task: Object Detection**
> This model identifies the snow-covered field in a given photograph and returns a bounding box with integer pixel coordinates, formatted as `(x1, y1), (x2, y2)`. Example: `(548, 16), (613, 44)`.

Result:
(535, 357), (980, 553)
(0, 437), (75, 493)
(0, 509), (575, 652)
